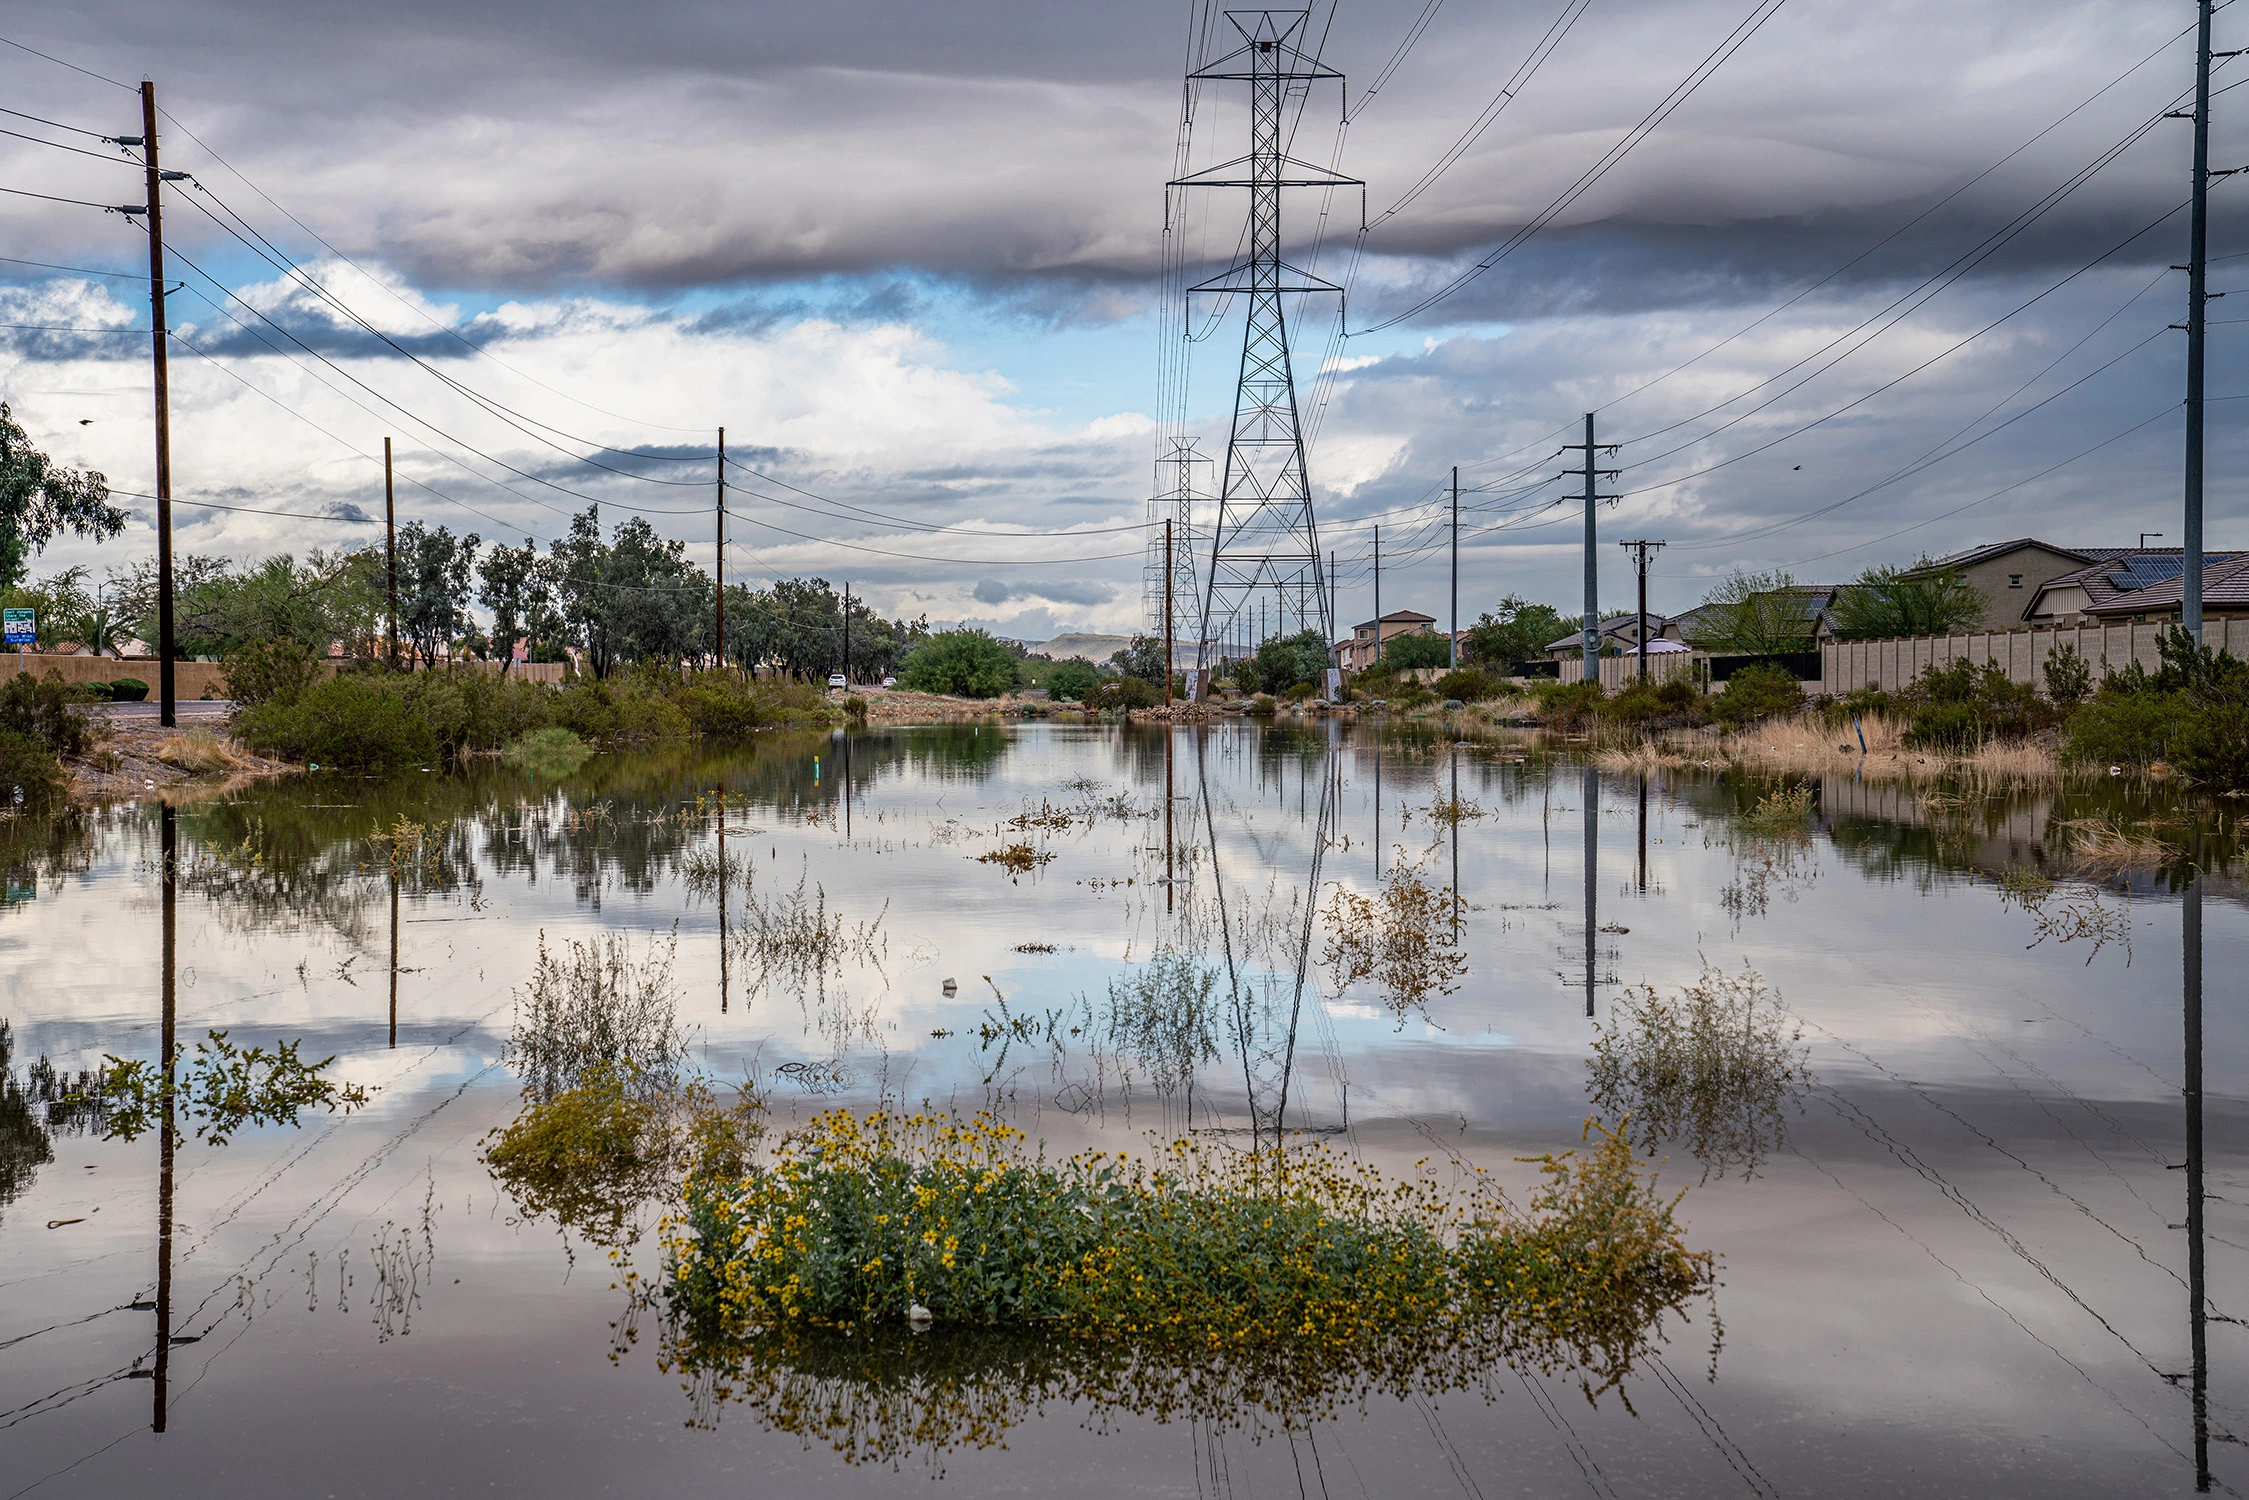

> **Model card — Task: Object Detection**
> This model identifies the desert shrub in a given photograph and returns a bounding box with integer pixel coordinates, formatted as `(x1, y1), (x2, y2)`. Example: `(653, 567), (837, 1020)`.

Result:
(1247, 692), (1278, 716)
(2061, 628), (2249, 787)
(0, 729), (64, 807)
(503, 726), (593, 777)
(1433, 667), (1500, 702)
(109, 677), (148, 702)
(220, 639), (323, 708)
(1895, 659), (2048, 750)
(1087, 677), (1160, 713)
(898, 629), (1018, 699)
(1046, 659), (1101, 702)
(1604, 676), (1703, 728)
(2042, 643), (2092, 707)
(1532, 678), (1606, 730)
(1710, 662), (1804, 726)
(0, 671), (90, 759)
(235, 671), (441, 769)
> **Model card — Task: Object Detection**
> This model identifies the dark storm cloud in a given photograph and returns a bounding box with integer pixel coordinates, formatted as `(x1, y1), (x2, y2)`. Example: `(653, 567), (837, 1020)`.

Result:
(2, 0), (2220, 309)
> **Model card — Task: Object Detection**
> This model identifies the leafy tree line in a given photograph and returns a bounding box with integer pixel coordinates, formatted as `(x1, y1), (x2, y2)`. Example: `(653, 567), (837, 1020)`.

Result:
(3, 504), (928, 681)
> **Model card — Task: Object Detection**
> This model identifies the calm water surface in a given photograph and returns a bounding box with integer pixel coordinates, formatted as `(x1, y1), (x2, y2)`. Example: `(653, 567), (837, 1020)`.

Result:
(0, 722), (2238, 1497)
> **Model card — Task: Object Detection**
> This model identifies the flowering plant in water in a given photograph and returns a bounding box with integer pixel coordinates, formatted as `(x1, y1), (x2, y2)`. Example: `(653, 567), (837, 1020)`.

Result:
(659, 1108), (1715, 1465)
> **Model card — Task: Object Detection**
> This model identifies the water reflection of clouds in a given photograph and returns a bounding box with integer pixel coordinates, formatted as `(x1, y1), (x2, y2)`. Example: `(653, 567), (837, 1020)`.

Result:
(3, 725), (2246, 1494)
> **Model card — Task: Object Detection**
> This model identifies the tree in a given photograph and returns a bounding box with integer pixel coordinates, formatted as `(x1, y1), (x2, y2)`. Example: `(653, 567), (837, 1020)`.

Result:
(1046, 658), (1102, 701)
(1460, 596), (1569, 668)
(1245, 629), (1329, 694)
(1688, 570), (1816, 654)
(898, 628), (1018, 698)
(1380, 631), (1453, 671)
(0, 404), (124, 590)
(1825, 557), (1987, 641)
(478, 539), (551, 674)
(1109, 635), (1170, 683)
(602, 516), (704, 667)
(395, 521), (480, 666)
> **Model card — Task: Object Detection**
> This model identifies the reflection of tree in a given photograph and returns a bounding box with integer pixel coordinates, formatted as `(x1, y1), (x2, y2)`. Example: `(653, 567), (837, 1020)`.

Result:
(1588, 961), (1808, 1181)
(0, 1019), (52, 1221)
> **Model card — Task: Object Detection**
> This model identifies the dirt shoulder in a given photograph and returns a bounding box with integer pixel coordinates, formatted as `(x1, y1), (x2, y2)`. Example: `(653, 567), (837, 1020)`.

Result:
(68, 714), (297, 804)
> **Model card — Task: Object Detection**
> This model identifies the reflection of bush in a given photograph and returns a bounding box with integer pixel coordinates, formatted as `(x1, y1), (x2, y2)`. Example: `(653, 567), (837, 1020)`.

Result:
(661, 1109), (1713, 1464)
(1588, 961), (1807, 1181)
(1320, 855), (1466, 1024)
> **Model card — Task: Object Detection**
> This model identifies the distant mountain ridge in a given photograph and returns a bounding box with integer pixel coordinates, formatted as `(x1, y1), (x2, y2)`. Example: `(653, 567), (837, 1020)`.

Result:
(1024, 632), (1134, 662)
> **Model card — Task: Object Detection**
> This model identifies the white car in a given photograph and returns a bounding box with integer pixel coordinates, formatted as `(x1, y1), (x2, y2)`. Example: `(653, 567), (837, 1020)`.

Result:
(827, 672), (848, 689)
(881, 675), (897, 688)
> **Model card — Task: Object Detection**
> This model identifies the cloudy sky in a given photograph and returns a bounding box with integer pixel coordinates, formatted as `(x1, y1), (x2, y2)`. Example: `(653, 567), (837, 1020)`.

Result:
(1, 0), (2243, 640)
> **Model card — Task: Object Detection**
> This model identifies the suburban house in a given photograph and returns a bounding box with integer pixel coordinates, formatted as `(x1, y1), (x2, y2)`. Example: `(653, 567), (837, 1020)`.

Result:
(1543, 613), (1686, 659)
(1925, 538), (2104, 630)
(1669, 586), (1843, 650)
(2024, 551), (2249, 626)
(1338, 609), (1437, 672)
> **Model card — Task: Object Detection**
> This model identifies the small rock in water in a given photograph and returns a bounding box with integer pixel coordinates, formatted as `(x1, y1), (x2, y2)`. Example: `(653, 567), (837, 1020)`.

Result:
(941, 978), (957, 995)
(908, 1303), (934, 1330)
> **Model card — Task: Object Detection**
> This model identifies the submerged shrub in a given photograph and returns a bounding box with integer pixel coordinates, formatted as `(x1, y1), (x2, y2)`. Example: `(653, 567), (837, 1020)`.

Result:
(1896, 659), (2047, 750)
(501, 725), (592, 777)
(0, 729), (64, 808)
(1533, 678), (1606, 730)
(661, 1109), (1714, 1462)
(1320, 856), (1467, 1024)
(0, 671), (90, 759)
(2062, 627), (2249, 787)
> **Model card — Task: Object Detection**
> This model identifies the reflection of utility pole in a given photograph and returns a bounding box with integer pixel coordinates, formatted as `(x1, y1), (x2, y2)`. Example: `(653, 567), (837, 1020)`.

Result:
(1636, 774), (1649, 893)
(717, 788), (729, 1014)
(1163, 518), (1175, 707)
(1582, 764), (1597, 1020)
(1164, 729), (1175, 915)
(1450, 745), (1460, 938)
(155, 802), (177, 1431)
(842, 730), (853, 840)
(1449, 466), (1459, 671)
(2186, 857), (2210, 1490)
(388, 864), (399, 1048)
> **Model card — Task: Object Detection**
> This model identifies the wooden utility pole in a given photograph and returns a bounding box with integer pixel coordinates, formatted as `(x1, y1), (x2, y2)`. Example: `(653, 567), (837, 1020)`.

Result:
(715, 427), (726, 670)
(2185, 0), (2214, 640)
(1448, 465), (1459, 670)
(140, 82), (177, 726)
(383, 437), (399, 666)
(1618, 539), (1665, 682)
(1163, 517), (1174, 706)
(841, 581), (850, 684)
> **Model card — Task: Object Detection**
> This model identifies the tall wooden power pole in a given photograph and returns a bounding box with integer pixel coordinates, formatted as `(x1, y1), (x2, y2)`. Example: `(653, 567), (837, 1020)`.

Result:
(715, 427), (726, 670)
(383, 437), (398, 666)
(1448, 465), (1459, 670)
(140, 82), (177, 725)
(1618, 539), (1664, 681)
(2185, 0), (2214, 639)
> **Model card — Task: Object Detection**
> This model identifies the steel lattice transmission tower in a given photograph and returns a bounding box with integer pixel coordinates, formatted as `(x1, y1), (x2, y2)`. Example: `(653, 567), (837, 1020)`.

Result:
(1146, 438), (1209, 655)
(1170, 10), (1358, 669)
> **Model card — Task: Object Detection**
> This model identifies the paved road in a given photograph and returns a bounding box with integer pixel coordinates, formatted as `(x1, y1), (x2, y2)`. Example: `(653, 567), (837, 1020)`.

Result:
(92, 700), (234, 720)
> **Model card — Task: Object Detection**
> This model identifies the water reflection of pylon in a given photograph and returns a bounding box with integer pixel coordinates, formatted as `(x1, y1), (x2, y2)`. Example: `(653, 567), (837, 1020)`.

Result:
(1196, 723), (1339, 1152)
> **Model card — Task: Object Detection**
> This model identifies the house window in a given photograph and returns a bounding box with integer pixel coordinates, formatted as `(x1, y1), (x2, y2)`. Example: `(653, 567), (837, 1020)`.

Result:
(2008, 574), (2022, 588)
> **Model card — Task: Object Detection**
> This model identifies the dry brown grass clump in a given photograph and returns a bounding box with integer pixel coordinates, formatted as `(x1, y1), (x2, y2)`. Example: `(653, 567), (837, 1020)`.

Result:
(2054, 818), (2179, 880)
(154, 728), (259, 774)
(975, 842), (1052, 875)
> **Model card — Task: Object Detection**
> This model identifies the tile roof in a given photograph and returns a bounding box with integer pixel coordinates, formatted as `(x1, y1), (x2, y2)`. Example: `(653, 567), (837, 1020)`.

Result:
(1543, 613), (1674, 651)
(1931, 538), (2095, 569)
(2084, 554), (2249, 616)
(2041, 551), (2248, 613)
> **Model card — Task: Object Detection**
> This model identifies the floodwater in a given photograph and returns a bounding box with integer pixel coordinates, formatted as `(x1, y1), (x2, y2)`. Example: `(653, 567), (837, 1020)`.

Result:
(0, 721), (2240, 1497)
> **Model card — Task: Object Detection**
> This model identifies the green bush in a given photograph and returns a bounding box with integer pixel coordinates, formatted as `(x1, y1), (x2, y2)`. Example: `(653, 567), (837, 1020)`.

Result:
(1432, 667), (1500, 703)
(898, 629), (1018, 699)
(1895, 659), (2048, 750)
(1710, 663), (1804, 727)
(2062, 628), (2249, 787)
(237, 671), (442, 770)
(2042, 643), (2092, 707)
(0, 672), (91, 759)
(220, 640), (322, 708)
(1532, 678), (1606, 730)
(1088, 677), (1161, 712)
(0, 728), (64, 806)
(109, 677), (148, 702)
(1605, 677), (1704, 727)
(1046, 659), (1101, 702)
(1243, 630), (1330, 696)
